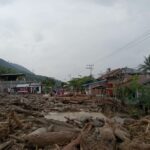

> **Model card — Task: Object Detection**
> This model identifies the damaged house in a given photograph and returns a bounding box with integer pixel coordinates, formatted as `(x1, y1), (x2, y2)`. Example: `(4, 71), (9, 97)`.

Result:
(84, 67), (150, 97)
(0, 73), (42, 94)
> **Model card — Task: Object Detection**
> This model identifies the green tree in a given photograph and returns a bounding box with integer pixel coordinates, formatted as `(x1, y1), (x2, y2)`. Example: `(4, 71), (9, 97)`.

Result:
(42, 77), (56, 87)
(139, 54), (150, 72)
(139, 86), (150, 114)
(69, 76), (95, 91)
(116, 75), (141, 102)
(42, 77), (56, 93)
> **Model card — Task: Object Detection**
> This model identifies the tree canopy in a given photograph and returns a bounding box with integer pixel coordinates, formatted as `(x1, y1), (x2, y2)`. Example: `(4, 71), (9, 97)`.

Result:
(139, 54), (150, 72)
(68, 76), (95, 91)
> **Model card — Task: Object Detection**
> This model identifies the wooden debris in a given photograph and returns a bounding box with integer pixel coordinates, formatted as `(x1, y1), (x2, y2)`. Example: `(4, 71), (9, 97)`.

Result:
(0, 94), (149, 149)
(25, 131), (79, 146)
(114, 128), (130, 142)
(145, 123), (149, 133)
(0, 141), (13, 150)
(8, 111), (23, 128)
(11, 105), (43, 117)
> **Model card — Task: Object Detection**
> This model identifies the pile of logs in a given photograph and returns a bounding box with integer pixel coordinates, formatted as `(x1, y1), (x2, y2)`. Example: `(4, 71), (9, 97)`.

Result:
(0, 94), (149, 150)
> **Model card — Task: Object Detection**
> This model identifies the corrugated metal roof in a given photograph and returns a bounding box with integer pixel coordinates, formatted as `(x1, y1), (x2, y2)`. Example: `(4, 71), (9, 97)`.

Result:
(16, 84), (29, 88)
(98, 67), (142, 80)
(82, 80), (107, 87)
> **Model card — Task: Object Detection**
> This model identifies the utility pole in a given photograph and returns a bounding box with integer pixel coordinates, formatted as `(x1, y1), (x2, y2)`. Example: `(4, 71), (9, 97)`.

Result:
(86, 64), (94, 77)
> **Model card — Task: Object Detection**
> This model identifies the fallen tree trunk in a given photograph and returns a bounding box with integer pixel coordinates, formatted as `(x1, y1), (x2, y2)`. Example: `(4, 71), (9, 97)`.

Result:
(62, 135), (81, 150)
(45, 119), (80, 132)
(48, 119), (75, 127)
(114, 128), (130, 142)
(8, 111), (23, 128)
(11, 105), (43, 117)
(25, 131), (79, 146)
(0, 141), (13, 150)
(62, 124), (92, 150)
(27, 118), (80, 133)
(119, 141), (150, 150)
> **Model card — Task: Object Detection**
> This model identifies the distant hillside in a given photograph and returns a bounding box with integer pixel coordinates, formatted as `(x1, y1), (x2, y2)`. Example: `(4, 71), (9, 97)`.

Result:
(0, 58), (59, 84)
(0, 58), (14, 69)
(0, 58), (33, 74)
(10, 63), (34, 75)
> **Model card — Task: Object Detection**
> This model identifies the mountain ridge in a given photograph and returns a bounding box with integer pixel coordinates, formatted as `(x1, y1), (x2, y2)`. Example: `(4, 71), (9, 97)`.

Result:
(0, 58), (55, 82)
(10, 63), (34, 75)
(0, 58), (33, 74)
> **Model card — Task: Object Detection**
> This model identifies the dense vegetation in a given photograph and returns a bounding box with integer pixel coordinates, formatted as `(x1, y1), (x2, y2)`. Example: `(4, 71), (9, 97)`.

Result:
(68, 76), (96, 91)
(139, 54), (150, 72)
(116, 55), (150, 114)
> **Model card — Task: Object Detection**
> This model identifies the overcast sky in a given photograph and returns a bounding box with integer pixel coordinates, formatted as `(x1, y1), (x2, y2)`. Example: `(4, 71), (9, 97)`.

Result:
(0, 0), (150, 80)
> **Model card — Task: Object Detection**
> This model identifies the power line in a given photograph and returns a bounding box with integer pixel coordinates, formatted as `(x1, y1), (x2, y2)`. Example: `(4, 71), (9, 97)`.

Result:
(75, 30), (150, 77)
(93, 31), (150, 64)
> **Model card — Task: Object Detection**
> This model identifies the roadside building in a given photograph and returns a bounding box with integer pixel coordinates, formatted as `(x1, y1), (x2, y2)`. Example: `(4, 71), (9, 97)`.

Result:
(98, 67), (150, 97)
(83, 80), (107, 96)
(0, 73), (25, 93)
(84, 67), (150, 97)
(30, 83), (42, 94)
(0, 73), (42, 94)
(16, 83), (42, 94)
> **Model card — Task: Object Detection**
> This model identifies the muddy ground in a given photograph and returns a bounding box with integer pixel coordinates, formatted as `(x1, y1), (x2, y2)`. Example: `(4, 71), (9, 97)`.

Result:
(0, 94), (149, 150)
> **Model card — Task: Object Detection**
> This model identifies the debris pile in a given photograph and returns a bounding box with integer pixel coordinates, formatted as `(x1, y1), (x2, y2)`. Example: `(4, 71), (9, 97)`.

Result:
(0, 94), (149, 150)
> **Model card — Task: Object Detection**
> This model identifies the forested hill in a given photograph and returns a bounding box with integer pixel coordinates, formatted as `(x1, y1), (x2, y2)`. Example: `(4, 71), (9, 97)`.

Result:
(0, 58), (57, 83)
(0, 58), (33, 74)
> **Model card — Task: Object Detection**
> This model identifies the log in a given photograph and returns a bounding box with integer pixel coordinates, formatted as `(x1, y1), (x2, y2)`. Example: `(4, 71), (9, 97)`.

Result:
(0, 125), (9, 138)
(26, 125), (54, 137)
(80, 125), (116, 150)
(24, 131), (79, 146)
(55, 144), (61, 150)
(66, 124), (93, 150)
(12, 98), (39, 111)
(114, 128), (130, 142)
(44, 119), (75, 128)
(8, 111), (23, 128)
(28, 118), (80, 132)
(27, 127), (48, 136)
(45, 119), (80, 132)
(65, 117), (82, 128)
(0, 141), (13, 150)
(9, 135), (24, 142)
(145, 123), (149, 133)
(28, 117), (50, 125)
(11, 105), (43, 117)
(62, 135), (81, 150)
(119, 141), (150, 150)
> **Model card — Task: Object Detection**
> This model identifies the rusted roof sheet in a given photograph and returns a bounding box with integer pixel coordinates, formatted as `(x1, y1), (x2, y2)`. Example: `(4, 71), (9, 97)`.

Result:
(99, 67), (142, 80)
(99, 68), (121, 79)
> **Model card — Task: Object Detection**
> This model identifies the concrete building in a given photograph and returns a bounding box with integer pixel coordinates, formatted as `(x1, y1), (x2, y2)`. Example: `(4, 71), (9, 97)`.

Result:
(0, 73), (42, 94)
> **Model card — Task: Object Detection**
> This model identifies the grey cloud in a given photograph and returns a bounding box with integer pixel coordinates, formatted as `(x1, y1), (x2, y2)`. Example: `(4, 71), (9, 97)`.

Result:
(0, 0), (15, 5)
(0, 0), (149, 80)
(34, 32), (44, 42)
(88, 0), (117, 6)
(67, 0), (117, 6)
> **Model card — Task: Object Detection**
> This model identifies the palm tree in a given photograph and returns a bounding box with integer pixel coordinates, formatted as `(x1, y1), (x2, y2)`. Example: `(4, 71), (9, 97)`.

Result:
(139, 55), (150, 72)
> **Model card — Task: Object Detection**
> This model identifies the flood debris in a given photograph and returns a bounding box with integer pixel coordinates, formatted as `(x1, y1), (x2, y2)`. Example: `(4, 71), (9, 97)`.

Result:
(0, 94), (149, 150)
